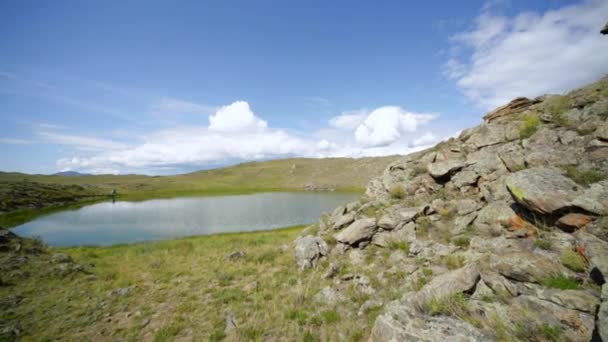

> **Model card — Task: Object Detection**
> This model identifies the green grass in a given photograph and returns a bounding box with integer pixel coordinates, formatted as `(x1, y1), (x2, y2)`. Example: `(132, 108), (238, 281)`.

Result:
(519, 114), (541, 139)
(423, 292), (469, 317)
(0, 225), (385, 341)
(387, 240), (410, 253)
(541, 275), (580, 290)
(543, 95), (572, 127)
(533, 239), (552, 250)
(388, 184), (406, 199)
(560, 250), (587, 272)
(563, 165), (606, 185)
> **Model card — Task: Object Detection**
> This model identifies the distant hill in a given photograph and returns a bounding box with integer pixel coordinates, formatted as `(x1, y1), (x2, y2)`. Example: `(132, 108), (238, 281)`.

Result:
(0, 156), (402, 225)
(53, 171), (91, 177)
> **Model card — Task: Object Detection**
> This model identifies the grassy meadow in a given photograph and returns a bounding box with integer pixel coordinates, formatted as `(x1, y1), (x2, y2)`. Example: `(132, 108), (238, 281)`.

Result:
(0, 226), (386, 341)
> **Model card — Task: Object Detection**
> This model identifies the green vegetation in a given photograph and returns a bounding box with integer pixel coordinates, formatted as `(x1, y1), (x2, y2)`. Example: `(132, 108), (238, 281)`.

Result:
(0, 225), (388, 340)
(515, 321), (564, 342)
(543, 95), (572, 127)
(519, 114), (541, 139)
(423, 293), (469, 317)
(387, 240), (409, 253)
(415, 217), (430, 238)
(388, 184), (406, 199)
(541, 275), (580, 290)
(451, 236), (470, 248)
(560, 249), (587, 272)
(443, 254), (465, 270)
(533, 239), (552, 250)
(563, 165), (606, 185)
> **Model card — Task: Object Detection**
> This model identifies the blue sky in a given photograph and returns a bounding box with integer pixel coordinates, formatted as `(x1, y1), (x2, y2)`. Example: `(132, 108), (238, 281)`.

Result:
(1, 0), (607, 174)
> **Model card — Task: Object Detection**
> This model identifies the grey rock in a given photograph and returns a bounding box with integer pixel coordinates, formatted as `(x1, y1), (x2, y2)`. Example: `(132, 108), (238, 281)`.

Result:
(51, 253), (73, 264)
(505, 167), (583, 214)
(322, 262), (341, 279)
(332, 212), (356, 230)
(467, 124), (507, 149)
(225, 312), (237, 335)
(358, 300), (383, 316)
(378, 213), (399, 230)
(335, 218), (377, 246)
(226, 251), (246, 261)
(475, 201), (517, 228)
(314, 286), (346, 306)
(453, 212), (477, 235)
(294, 235), (328, 270)
(489, 252), (568, 284)
(454, 199), (481, 216)
(370, 301), (486, 341)
(572, 180), (608, 215)
(480, 271), (519, 297)
(399, 207), (423, 224)
(451, 170), (479, 188)
(427, 159), (466, 179)
(532, 288), (599, 314)
(107, 286), (134, 297)
(411, 264), (480, 308)
(471, 279), (494, 301)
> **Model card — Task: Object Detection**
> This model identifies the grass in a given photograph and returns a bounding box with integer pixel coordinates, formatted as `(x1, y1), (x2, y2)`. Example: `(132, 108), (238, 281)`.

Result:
(541, 275), (580, 290)
(387, 240), (410, 253)
(0, 225), (388, 341)
(443, 254), (465, 270)
(388, 184), (406, 199)
(451, 236), (470, 248)
(519, 114), (541, 139)
(560, 249), (587, 272)
(543, 95), (572, 127)
(423, 292), (469, 317)
(416, 217), (431, 238)
(533, 239), (552, 250)
(563, 165), (606, 185)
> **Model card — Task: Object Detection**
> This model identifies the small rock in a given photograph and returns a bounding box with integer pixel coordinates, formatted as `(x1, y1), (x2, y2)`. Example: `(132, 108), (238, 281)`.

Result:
(294, 235), (328, 270)
(51, 253), (73, 264)
(314, 286), (345, 306)
(333, 212), (356, 230)
(141, 318), (151, 328)
(358, 300), (383, 316)
(323, 262), (340, 279)
(335, 218), (377, 246)
(225, 312), (237, 335)
(226, 251), (246, 261)
(556, 213), (594, 232)
(427, 159), (466, 179)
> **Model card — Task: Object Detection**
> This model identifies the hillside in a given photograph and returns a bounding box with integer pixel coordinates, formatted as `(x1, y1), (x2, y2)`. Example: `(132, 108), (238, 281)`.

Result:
(294, 76), (608, 340)
(0, 156), (400, 226)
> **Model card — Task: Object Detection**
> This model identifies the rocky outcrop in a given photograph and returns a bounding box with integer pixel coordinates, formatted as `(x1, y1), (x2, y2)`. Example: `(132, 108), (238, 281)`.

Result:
(293, 76), (608, 341)
(294, 235), (328, 270)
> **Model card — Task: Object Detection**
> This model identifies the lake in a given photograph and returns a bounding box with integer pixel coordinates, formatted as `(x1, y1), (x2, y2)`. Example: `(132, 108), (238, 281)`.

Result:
(11, 192), (359, 246)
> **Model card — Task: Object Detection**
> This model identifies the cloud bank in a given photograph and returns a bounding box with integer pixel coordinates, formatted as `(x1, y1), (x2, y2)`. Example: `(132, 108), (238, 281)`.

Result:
(54, 101), (440, 174)
(446, 0), (608, 109)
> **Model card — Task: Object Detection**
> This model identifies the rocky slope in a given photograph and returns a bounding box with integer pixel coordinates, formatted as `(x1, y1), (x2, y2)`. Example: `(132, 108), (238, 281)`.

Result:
(295, 77), (608, 341)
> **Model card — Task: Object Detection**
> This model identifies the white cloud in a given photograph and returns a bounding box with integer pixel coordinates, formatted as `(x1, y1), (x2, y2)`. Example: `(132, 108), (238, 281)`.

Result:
(37, 131), (128, 151)
(54, 101), (441, 174)
(208, 101), (268, 132)
(353, 106), (436, 147)
(413, 132), (438, 146)
(153, 97), (216, 114)
(446, 0), (608, 109)
(328, 110), (367, 130)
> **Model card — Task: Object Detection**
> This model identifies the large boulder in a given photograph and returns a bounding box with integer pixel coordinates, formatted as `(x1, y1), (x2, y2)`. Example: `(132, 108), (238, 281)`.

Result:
(488, 252), (568, 284)
(294, 235), (328, 270)
(505, 167), (583, 215)
(335, 218), (377, 246)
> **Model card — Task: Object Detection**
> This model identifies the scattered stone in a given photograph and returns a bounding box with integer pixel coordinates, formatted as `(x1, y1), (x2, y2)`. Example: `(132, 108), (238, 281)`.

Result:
(225, 313), (237, 335)
(335, 218), (377, 246)
(226, 250), (246, 261)
(294, 235), (328, 270)
(314, 286), (345, 306)
(454, 198), (481, 216)
(451, 170), (479, 188)
(322, 262), (341, 279)
(556, 213), (593, 232)
(358, 300), (382, 316)
(377, 213), (399, 230)
(51, 253), (73, 264)
(107, 286), (135, 297)
(506, 167), (583, 214)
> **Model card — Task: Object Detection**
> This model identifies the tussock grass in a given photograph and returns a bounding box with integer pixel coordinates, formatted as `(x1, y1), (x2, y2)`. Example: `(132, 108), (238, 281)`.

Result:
(563, 165), (606, 185)
(560, 250), (587, 272)
(541, 275), (580, 290)
(388, 184), (406, 199)
(519, 114), (541, 139)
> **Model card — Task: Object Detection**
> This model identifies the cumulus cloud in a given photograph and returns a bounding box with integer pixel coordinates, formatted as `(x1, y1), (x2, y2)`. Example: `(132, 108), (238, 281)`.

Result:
(54, 101), (441, 174)
(446, 0), (608, 110)
(208, 101), (268, 132)
(353, 107), (436, 147)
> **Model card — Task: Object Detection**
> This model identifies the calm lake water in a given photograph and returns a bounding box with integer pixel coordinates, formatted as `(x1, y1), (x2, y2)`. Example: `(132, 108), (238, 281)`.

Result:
(11, 192), (358, 246)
